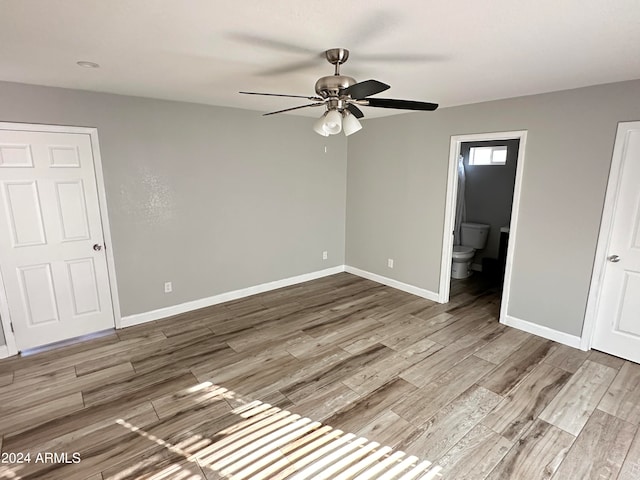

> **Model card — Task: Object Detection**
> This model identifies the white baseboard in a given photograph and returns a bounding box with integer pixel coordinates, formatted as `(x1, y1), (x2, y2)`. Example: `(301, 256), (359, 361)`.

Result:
(121, 264), (443, 329)
(121, 265), (346, 328)
(345, 266), (440, 302)
(0, 344), (8, 359)
(502, 314), (583, 350)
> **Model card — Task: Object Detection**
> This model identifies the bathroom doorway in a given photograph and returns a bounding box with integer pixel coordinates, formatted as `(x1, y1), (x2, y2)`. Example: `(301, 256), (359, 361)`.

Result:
(439, 131), (527, 324)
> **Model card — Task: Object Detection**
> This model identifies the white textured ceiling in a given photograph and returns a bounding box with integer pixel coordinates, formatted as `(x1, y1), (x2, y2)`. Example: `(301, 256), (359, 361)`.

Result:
(1, 0), (639, 118)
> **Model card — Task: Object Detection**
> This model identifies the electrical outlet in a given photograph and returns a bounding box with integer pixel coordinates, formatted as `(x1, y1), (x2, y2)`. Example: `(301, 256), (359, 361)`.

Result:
(322, 251), (328, 260)
(164, 281), (172, 293)
(387, 258), (394, 268)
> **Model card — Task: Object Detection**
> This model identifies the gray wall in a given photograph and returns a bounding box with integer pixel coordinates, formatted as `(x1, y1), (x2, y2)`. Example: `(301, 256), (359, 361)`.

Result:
(2, 78), (639, 348)
(0, 81), (347, 347)
(460, 139), (519, 265)
(346, 79), (640, 337)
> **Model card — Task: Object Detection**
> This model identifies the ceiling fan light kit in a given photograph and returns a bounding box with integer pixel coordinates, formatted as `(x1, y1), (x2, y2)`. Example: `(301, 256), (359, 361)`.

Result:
(312, 107), (362, 137)
(323, 109), (343, 134)
(241, 48), (438, 136)
(342, 110), (363, 136)
(313, 113), (330, 136)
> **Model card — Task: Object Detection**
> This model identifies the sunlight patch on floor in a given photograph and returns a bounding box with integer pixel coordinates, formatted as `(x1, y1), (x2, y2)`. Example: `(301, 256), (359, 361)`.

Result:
(114, 382), (442, 479)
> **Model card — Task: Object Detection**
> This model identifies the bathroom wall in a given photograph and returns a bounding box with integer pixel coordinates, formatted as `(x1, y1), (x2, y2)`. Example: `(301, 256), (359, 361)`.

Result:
(460, 139), (519, 267)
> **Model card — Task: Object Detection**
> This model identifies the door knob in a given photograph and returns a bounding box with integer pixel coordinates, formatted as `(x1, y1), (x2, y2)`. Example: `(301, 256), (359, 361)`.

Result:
(608, 255), (620, 263)
(93, 243), (103, 251)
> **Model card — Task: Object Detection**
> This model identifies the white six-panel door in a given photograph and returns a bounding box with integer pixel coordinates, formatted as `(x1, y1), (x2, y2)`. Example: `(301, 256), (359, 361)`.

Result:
(592, 121), (640, 363)
(0, 128), (114, 351)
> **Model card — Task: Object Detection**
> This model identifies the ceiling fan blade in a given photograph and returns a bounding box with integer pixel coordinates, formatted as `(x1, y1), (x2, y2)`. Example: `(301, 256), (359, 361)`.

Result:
(257, 59), (323, 76)
(263, 102), (326, 116)
(227, 33), (319, 56)
(341, 79), (390, 99)
(364, 98), (439, 111)
(357, 53), (448, 63)
(240, 91), (323, 101)
(344, 11), (400, 50)
(347, 103), (365, 119)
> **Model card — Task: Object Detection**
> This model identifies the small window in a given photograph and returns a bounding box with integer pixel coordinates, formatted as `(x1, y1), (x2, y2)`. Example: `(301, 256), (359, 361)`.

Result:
(469, 146), (507, 165)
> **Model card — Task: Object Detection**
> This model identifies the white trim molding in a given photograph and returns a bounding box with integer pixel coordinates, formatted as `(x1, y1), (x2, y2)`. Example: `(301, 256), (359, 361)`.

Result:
(89, 129), (123, 329)
(122, 265), (442, 329)
(503, 314), (583, 350)
(0, 267), (18, 356)
(441, 130), (528, 326)
(122, 265), (346, 327)
(0, 345), (8, 359)
(345, 266), (440, 302)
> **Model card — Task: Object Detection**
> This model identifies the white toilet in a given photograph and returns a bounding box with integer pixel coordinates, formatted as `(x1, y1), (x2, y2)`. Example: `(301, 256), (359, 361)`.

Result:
(452, 222), (490, 279)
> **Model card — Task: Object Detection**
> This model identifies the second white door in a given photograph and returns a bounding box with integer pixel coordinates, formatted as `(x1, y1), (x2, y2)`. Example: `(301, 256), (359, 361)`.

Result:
(592, 121), (640, 363)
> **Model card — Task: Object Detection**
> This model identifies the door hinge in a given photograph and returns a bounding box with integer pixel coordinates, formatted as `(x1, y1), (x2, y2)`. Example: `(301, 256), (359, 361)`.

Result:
(10, 322), (14, 333)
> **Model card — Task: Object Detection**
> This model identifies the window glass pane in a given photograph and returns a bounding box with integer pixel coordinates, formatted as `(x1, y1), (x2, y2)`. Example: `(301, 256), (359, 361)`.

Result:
(470, 147), (493, 165)
(492, 147), (507, 164)
(469, 146), (507, 165)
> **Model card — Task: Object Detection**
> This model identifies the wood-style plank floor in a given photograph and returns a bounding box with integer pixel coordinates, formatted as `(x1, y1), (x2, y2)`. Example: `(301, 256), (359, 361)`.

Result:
(0, 272), (638, 479)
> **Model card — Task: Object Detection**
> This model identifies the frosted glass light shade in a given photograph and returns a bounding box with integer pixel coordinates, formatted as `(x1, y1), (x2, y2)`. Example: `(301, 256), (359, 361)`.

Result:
(342, 111), (362, 136)
(324, 109), (342, 134)
(313, 115), (329, 136)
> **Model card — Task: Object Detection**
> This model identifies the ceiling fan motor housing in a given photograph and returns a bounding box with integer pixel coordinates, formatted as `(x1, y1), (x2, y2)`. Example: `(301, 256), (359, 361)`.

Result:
(315, 75), (357, 99)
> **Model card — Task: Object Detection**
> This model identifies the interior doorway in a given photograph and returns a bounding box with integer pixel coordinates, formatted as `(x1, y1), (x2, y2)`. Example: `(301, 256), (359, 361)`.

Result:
(439, 131), (527, 325)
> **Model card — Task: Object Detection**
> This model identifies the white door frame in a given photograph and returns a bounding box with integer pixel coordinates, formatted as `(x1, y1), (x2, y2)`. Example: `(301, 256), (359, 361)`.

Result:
(581, 120), (639, 351)
(0, 122), (121, 357)
(439, 130), (528, 324)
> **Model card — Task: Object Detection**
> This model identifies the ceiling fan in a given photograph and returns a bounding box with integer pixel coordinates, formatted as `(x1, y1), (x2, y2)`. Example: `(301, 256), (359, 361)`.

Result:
(240, 48), (438, 137)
